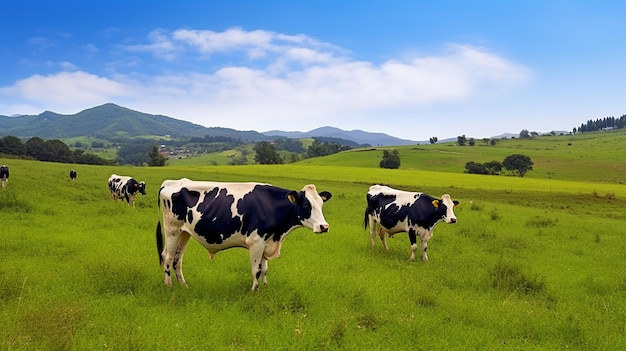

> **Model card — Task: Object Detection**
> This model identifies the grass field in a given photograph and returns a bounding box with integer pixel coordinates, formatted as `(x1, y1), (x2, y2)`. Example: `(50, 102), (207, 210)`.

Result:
(1, 131), (625, 350)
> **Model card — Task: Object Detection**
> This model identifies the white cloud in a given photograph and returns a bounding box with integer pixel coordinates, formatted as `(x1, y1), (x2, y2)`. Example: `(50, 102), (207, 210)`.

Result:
(2, 71), (129, 107)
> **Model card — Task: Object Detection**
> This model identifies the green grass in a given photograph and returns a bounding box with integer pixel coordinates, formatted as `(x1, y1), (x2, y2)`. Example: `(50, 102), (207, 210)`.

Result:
(1, 134), (625, 350)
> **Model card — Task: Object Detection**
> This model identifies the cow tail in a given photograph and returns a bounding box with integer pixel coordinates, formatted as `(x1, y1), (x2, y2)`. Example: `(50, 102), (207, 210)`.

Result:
(156, 221), (164, 266)
(156, 188), (164, 266)
(363, 195), (371, 230)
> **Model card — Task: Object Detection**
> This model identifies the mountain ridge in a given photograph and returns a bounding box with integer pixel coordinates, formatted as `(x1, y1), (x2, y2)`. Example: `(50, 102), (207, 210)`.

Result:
(0, 103), (422, 146)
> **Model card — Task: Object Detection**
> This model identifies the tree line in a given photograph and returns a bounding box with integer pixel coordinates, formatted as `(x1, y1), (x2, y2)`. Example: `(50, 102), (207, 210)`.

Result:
(253, 139), (352, 164)
(0, 135), (112, 165)
(574, 115), (626, 133)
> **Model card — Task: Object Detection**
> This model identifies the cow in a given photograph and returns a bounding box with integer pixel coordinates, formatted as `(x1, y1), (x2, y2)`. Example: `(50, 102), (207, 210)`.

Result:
(364, 184), (459, 262)
(69, 170), (77, 181)
(0, 165), (9, 189)
(107, 174), (146, 208)
(156, 178), (332, 291)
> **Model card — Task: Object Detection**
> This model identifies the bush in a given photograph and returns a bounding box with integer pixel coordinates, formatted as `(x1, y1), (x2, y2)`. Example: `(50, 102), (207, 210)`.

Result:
(379, 150), (400, 169)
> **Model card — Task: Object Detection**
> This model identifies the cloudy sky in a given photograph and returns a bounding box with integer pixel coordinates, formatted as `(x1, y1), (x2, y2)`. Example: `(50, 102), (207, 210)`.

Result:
(1, 1), (625, 141)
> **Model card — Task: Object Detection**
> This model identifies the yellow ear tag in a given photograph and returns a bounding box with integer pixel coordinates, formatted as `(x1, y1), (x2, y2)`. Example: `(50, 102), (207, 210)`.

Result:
(288, 194), (297, 203)
(432, 200), (439, 208)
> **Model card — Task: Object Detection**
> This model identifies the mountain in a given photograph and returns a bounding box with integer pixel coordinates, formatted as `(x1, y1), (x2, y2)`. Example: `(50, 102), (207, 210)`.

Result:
(264, 126), (420, 146)
(1, 103), (416, 146)
(0, 103), (270, 142)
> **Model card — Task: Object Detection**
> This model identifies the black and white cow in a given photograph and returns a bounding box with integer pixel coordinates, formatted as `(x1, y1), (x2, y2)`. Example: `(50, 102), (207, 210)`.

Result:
(69, 170), (77, 181)
(156, 178), (332, 291)
(107, 174), (146, 207)
(364, 184), (459, 262)
(0, 165), (9, 189)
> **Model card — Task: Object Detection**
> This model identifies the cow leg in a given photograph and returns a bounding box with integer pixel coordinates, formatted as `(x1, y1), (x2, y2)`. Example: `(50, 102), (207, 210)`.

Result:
(408, 230), (418, 261)
(378, 228), (389, 250)
(260, 258), (269, 286)
(248, 243), (265, 291)
(163, 232), (189, 286)
(172, 233), (191, 286)
(368, 216), (378, 248)
(421, 239), (429, 261)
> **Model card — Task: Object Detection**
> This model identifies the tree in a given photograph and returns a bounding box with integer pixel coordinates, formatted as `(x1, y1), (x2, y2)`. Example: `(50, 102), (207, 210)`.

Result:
(0, 135), (26, 155)
(254, 141), (282, 164)
(148, 145), (167, 166)
(519, 129), (531, 139)
(484, 160), (502, 175)
(379, 150), (400, 169)
(465, 161), (488, 174)
(503, 154), (533, 177)
(457, 135), (467, 146)
(429, 136), (438, 144)
(117, 143), (153, 166)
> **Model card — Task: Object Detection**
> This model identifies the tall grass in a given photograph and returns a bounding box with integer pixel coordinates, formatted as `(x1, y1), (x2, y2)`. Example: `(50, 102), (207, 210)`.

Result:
(0, 157), (624, 350)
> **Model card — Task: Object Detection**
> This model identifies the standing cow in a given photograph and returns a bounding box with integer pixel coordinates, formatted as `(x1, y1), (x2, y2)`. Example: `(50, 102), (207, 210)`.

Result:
(69, 170), (77, 181)
(364, 184), (459, 261)
(156, 178), (332, 291)
(107, 174), (146, 208)
(0, 165), (9, 189)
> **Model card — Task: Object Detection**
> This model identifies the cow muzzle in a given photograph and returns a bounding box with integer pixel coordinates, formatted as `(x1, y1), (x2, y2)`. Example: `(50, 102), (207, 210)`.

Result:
(448, 217), (457, 224)
(318, 224), (329, 233)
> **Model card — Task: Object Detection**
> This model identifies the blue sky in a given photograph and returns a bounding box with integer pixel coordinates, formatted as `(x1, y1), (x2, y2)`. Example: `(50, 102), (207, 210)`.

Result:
(1, 1), (625, 141)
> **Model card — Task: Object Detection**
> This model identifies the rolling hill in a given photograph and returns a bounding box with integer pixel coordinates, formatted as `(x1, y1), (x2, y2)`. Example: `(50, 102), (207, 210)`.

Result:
(1, 103), (415, 146)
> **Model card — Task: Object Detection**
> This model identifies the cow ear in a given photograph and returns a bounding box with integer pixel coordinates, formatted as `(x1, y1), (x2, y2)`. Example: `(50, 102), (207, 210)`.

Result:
(319, 191), (332, 202)
(432, 199), (440, 208)
(287, 190), (298, 204)
(453, 200), (460, 207)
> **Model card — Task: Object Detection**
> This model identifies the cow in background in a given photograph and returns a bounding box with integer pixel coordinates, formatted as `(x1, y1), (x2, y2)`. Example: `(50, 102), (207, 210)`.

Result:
(365, 184), (459, 262)
(69, 170), (77, 181)
(108, 174), (146, 208)
(156, 179), (332, 291)
(0, 165), (9, 189)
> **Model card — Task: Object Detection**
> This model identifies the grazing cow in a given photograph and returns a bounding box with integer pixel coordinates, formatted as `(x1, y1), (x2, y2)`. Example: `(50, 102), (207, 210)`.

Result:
(107, 174), (146, 207)
(156, 178), (332, 291)
(364, 184), (459, 261)
(0, 165), (9, 189)
(69, 170), (77, 181)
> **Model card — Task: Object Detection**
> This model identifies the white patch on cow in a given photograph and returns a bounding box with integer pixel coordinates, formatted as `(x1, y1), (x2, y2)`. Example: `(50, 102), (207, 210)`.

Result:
(440, 194), (458, 223)
(299, 184), (330, 233)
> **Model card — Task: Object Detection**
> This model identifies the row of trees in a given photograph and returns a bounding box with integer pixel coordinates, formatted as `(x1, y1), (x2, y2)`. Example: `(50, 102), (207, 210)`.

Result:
(0, 135), (112, 165)
(456, 135), (499, 146)
(575, 115), (626, 133)
(253, 139), (352, 164)
(465, 154), (534, 177)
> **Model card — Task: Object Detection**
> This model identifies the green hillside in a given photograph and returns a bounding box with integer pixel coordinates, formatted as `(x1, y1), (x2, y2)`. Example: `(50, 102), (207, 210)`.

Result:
(297, 129), (626, 184)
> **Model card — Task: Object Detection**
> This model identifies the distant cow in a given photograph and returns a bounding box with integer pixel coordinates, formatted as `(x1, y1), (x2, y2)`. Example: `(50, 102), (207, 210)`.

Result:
(364, 184), (459, 261)
(0, 165), (9, 189)
(107, 174), (146, 207)
(69, 170), (77, 181)
(156, 178), (332, 291)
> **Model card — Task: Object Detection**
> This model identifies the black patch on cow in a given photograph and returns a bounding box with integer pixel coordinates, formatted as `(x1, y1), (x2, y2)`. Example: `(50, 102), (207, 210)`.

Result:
(186, 209), (194, 223)
(170, 188), (201, 221)
(237, 185), (303, 241)
(194, 187), (242, 244)
(126, 179), (146, 195)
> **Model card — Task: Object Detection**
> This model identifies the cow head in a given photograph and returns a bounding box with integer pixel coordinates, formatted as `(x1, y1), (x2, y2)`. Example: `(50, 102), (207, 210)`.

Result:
(432, 194), (459, 223)
(137, 181), (147, 195)
(287, 184), (332, 233)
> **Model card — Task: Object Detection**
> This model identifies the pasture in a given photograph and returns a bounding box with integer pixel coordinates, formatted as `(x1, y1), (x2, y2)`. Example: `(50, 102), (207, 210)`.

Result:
(1, 148), (625, 349)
